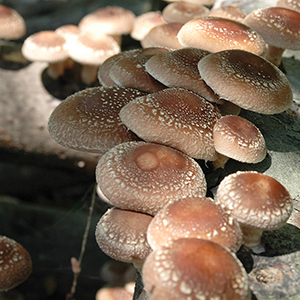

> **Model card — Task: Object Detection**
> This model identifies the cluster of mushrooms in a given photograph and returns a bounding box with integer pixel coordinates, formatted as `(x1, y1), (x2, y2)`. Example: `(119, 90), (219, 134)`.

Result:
(1, 0), (300, 299)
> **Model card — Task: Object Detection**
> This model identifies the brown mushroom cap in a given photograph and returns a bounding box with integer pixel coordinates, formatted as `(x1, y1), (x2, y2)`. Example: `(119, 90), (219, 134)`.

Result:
(142, 238), (250, 300)
(95, 141), (207, 215)
(208, 6), (247, 22)
(48, 86), (145, 153)
(119, 87), (222, 160)
(0, 236), (32, 292)
(0, 5), (26, 40)
(147, 196), (243, 252)
(78, 6), (135, 36)
(177, 16), (266, 56)
(162, 2), (209, 23)
(95, 207), (153, 268)
(216, 171), (293, 248)
(198, 49), (293, 114)
(213, 115), (267, 164)
(277, 0), (300, 13)
(144, 47), (222, 103)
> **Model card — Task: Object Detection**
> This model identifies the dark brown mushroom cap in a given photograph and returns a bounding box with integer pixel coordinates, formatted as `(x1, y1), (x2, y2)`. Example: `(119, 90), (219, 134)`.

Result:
(216, 171), (293, 231)
(147, 196), (243, 252)
(142, 238), (250, 300)
(95, 141), (207, 215)
(0, 5), (26, 40)
(198, 49), (293, 114)
(145, 47), (223, 103)
(48, 86), (145, 153)
(243, 7), (300, 50)
(119, 87), (222, 160)
(108, 47), (169, 93)
(213, 115), (267, 164)
(0, 236), (32, 292)
(95, 207), (153, 265)
(177, 16), (266, 56)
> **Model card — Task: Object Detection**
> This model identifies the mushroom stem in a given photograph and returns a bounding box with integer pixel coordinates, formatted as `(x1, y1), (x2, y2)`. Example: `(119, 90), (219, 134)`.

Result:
(47, 61), (68, 79)
(264, 45), (285, 67)
(240, 224), (264, 249)
(80, 64), (99, 85)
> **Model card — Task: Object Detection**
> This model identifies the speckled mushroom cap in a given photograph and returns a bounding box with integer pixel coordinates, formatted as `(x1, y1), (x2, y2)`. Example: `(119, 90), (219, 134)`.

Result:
(95, 207), (153, 267)
(144, 47), (223, 104)
(177, 16), (266, 56)
(119, 87), (222, 160)
(21, 30), (68, 63)
(277, 0), (300, 13)
(198, 49), (293, 114)
(208, 6), (247, 22)
(142, 238), (250, 300)
(48, 86), (145, 153)
(147, 196), (243, 252)
(78, 6), (135, 36)
(95, 141), (207, 215)
(0, 5), (26, 40)
(216, 171), (293, 231)
(108, 47), (169, 93)
(0, 236), (32, 292)
(213, 115), (267, 164)
(162, 2), (209, 23)
(243, 7), (300, 51)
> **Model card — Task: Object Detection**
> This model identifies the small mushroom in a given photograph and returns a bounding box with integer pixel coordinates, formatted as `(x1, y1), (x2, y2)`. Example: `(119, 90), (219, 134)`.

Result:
(177, 16), (266, 56)
(243, 7), (300, 68)
(119, 87), (222, 160)
(95, 207), (153, 271)
(142, 238), (251, 300)
(95, 141), (207, 215)
(96, 286), (133, 300)
(212, 115), (267, 168)
(216, 171), (293, 252)
(147, 196), (243, 252)
(0, 236), (32, 292)
(47, 86), (145, 153)
(198, 49), (293, 114)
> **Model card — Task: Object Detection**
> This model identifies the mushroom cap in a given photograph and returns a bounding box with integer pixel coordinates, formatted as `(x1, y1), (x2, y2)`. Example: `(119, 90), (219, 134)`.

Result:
(177, 16), (266, 56)
(142, 238), (250, 300)
(144, 47), (223, 104)
(0, 4), (26, 40)
(277, 0), (300, 14)
(108, 47), (169, 93)
(96, 286), (133, 300)
(216, 171), (293, 231)
(119, 87), (222, 160)
(213, 115), (267, 164)
(55, 24), (80, 45)
(162, 2), (209, 23)
(95, 207), (153, 264)
(0, 236), (32, 292)
(130, 11), (166, 41)
(198, 49), (293, 114)
(78, 6), (135, 36)
(95, 141), (207, 215)
(164, 0), (215, 6)
(141, 22), (184, 50)
(48, 86), (145, 153)
(208, 6), (247, 22)
(68, 32), (120, 66)
(243, 7), (300, 50)
(147, 196), (243, 252)
(21, 30), (69, 63)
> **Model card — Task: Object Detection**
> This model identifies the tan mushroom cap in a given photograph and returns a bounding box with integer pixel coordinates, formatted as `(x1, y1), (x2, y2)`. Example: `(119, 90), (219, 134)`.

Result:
(147, 196), (243, 252)
(130, 11), (166, 41)
(216, 171), (293, 248)
(95, 141), (207, 215)
(144, 47), (222, 103)
(119, 87), (222, 160)
(208, 6), (247, 22)
(0, 236), (32, 292)
(142, 238), (251, 300)
(277, 0), (300, 13)
(96, 286), (133, 300)
(177, 16), (266, 56)
(48, 86), (145, 153)
(162, 2), (209, 23)
(95, 207), (153, 269)
(0, 5), (26, 40)
(198, 49), (293, 114)
(55, 24), (80, 45)
(164, 0), (215, 7)
(78, 6), (135, 36)
(213, 115), (267, 164)
(108, 47), (169, 93)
